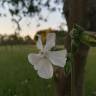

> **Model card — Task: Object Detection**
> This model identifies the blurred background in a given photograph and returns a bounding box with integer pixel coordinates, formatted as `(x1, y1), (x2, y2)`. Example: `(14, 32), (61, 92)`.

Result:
(0, 0), (96, 96)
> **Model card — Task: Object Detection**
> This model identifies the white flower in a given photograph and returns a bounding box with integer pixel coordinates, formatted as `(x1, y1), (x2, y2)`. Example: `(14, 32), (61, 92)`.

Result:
(28, 32), (67, 79)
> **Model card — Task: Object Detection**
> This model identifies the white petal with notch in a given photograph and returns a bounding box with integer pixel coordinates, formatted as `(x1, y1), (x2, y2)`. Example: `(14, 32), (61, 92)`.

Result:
(47, 50), (67, 67)
(37, 58), (53, 79)
(44, 33), (56, 52)
(36, 35), (43, 51)
(28, 53), (42, 70)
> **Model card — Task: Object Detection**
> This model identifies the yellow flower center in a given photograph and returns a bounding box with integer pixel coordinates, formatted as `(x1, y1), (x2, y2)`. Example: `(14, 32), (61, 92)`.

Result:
(34, 28), (52, 46)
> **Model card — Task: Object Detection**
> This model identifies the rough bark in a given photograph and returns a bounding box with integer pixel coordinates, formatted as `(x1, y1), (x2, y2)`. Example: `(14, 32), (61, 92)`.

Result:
(71, 44), (89, 96)
(54, 68), (71, 96)
(64, 0), (96, 96)
(67, 0), (89, 96)
(55, 0), (96, 96)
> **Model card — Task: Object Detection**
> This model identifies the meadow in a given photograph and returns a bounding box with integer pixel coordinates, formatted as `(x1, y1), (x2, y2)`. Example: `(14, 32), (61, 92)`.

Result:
(0, 45), (96, 96)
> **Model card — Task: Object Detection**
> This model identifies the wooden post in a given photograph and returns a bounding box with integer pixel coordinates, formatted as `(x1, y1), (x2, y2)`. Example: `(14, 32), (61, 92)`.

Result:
(64, 0), (89, 96)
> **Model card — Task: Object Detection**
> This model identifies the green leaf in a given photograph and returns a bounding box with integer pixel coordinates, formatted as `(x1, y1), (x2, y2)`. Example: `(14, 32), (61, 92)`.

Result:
(81, 32), (96, 47)
(70, 24), (84, 53)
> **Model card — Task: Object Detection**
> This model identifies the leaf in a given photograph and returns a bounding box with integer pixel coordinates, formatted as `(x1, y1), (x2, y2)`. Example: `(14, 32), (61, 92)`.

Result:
(70, 24), (84, 53)
(70, 24), (96, 47)
(81, 32), (96, 47)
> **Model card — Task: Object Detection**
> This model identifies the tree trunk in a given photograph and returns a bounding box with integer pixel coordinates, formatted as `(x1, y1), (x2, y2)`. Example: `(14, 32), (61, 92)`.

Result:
(71, 44), (89, 96)
(54, 68), (71, 96)
(68, 0), (89, 96)
(55, 0), (88, 96)
(55, 0), (96, 96)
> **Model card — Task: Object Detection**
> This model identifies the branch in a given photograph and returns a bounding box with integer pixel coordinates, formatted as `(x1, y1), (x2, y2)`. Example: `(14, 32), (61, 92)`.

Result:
(81, 31), (96, 47)
(12, 16), (22, 32)
(70, 25), (96, 47)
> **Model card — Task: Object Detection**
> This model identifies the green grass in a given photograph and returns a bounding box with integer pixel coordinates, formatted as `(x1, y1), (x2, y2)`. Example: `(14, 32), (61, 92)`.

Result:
(0, 45), (55, 96)
(0, 45), (96, 96)
(85, 48), (96, 96)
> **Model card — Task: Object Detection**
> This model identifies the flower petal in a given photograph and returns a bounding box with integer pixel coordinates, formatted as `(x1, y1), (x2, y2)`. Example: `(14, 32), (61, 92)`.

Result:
(37, 58), (53, 79)
(44, 33), (56, 52)
(36, 35), (43, 51)
(47, 50), (67, 67)
(28, 53), (42, 70)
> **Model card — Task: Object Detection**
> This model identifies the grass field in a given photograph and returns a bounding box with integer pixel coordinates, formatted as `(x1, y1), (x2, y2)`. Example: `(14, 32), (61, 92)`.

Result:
(0, 45), (55, 96)
(85, 48), (96, 96)
(0, 45), (96, 96)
